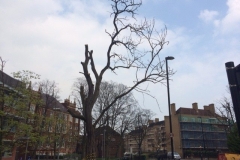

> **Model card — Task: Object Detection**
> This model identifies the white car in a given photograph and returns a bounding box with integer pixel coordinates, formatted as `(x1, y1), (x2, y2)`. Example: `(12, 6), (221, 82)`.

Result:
(167, 152), (181, 160)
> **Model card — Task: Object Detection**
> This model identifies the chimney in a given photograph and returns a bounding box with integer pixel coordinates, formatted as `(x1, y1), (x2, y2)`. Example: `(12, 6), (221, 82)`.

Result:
(148, 120), (153, 124)
(203, 105), (209, 115)
(208, 104), (215, 113)
(192, 103), (198, 111)
(155, 118), (159, 122)
(171, 103), (176, 115)
(64, 98), (70, 104)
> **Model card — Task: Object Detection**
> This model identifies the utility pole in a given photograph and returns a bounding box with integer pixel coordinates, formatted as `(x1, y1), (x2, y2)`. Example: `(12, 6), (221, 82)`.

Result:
(165, 56), (175, 159)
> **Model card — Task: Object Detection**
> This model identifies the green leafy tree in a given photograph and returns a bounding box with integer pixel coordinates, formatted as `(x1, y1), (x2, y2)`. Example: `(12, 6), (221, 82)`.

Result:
(30, 80), (61, 159)
(227, 124), (240, 153)
(0, 57), (42, 160)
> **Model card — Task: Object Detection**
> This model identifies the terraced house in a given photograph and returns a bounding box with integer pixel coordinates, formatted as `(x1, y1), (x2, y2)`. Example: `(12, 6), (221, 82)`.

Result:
(0, 71), (81, 160)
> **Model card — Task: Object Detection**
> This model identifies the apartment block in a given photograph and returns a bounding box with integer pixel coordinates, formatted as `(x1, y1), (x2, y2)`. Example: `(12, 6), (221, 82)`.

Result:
(164, 103), (229, 158)
(124, 118), (166, 154)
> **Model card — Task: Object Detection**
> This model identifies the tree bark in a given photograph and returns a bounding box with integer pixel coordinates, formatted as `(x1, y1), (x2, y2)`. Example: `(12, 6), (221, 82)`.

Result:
(85, 111), (96, 159)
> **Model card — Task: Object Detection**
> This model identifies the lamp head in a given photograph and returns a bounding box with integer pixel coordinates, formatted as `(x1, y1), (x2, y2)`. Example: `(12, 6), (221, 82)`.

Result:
(165, 56), (175, 60)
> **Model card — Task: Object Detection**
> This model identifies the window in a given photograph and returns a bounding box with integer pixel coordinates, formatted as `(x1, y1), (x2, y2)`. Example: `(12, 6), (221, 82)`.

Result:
(10, 126), (16, 132)
(182, 117), (188, 122)
(30, 104), (35, 113)
(2, 149), (12, 157)
(75, 118), (78, 123)
(28, 119), (34, 124)
(61, 139), (65, 148)
(42, 108), (45, 115)
(56, 124), (61, 133)
(46, 137), (51, 147)
(191, 118), (195, 122)
(63, 125), (66, 133)
(197, 118), (201, 123)
(56, 141), (60, 148)
(49, 126), (52, 132)
(204, 119), (210, 123)
(69, 116), (72, 122)
(64, 114), (68, 121)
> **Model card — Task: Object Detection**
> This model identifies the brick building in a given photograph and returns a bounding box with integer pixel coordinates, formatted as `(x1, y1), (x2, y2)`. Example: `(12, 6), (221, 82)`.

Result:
(0, 71), (81, 160)
(95, 126), (124, 159)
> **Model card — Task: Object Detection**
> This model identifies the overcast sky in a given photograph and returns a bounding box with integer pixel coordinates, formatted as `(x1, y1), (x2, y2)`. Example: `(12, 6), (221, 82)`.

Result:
(0, 0), (239, 120)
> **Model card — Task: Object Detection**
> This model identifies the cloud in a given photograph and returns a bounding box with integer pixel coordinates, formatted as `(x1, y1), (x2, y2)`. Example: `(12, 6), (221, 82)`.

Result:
(215, 0), (240, 34)
(222, 0), (240, 33)
(0, 0), (114, 100)
(199, 10), (219, 23)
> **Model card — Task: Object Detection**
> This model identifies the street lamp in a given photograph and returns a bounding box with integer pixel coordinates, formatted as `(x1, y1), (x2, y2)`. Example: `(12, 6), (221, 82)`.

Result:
(100, 134), (104, 160)
(104, 129), (106, 160)
(165, 56), (174, 159)
(23, 136), (30, 160)
(198, 117), (206, 160)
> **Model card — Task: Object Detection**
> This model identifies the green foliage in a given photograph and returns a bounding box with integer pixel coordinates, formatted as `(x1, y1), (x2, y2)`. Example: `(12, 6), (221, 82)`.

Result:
(0, 70), (43, 157)
(227, 124), (240, 153)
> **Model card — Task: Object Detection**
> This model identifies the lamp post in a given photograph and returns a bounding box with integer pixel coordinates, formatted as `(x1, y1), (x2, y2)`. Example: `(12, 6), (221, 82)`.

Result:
(198, 117), (206, 160)
(104, 129), (106, 160)
(138, 114), (141, 159)
(100, 134), (104, 160)
(24, 136), (29, 160)
(165, 56), (174, 159)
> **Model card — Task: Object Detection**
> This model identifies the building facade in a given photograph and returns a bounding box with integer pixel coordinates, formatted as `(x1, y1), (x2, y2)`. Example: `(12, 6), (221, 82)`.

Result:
(1, 71), (81, 160)
(164, 103), (229, 158)
(95, 126), (124, 159)
(124, 118), (166, 154)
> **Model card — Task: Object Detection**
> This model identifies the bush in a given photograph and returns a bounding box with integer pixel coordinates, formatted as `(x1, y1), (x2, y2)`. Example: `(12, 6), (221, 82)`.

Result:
(133, 155), (146, 160)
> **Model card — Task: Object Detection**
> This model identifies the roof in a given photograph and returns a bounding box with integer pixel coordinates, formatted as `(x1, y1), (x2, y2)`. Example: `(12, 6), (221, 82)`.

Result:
(176, 107), (219, 117)
(0, 71), (24, 89)
(61, 101), (82, 118)
(41, 93), (68, 112)
(95, 126), (121, 136)
(128, 127), (144, 135)
(149, 120), (164, 127)
(0, 71), (81, 117)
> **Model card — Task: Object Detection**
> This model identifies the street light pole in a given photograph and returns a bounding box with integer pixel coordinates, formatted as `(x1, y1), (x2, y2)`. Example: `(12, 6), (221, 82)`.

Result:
(24, 137), (29, 160)
(100, 134), (103, 160)
(104, 129), (106, 160)
(138, 114), (141, 159)
(165, 56), (174, 160)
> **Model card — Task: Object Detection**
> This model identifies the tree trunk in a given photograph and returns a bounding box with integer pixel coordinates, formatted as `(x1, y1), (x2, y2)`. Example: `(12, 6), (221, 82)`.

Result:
(85, 112), (96, 160)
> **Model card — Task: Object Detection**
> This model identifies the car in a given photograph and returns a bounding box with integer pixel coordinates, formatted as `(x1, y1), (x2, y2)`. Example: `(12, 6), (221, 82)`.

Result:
(167, 152), (181, 160)
(123, 152), (133, 160)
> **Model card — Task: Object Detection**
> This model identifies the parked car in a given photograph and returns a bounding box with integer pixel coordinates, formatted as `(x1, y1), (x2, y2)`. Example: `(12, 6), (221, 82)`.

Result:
(123, 152), (133, 160)
(167, 152), (181, 160)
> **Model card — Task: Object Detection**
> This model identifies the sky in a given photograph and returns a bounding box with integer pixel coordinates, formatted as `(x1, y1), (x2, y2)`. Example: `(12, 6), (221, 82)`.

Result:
(0, 0), (240, 120)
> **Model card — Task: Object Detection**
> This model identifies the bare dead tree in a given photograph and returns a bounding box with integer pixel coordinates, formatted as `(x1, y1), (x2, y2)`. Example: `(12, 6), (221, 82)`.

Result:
(218, 97), (234, 121)
(93, 81), (140, 157)
(67, 0), (173, 157)
(130, 109), (154, 155)
(31, 80), (61, 158)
